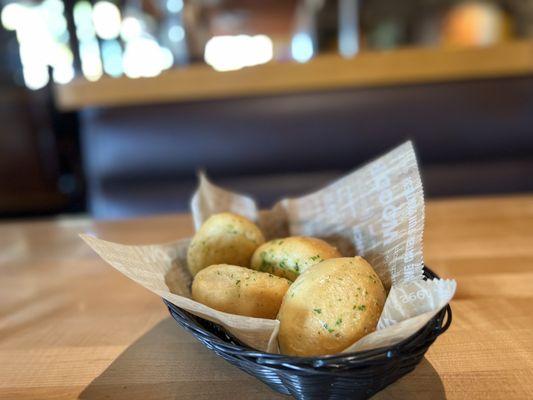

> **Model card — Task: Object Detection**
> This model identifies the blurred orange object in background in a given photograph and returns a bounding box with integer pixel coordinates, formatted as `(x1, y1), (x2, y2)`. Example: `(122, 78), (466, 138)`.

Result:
(442, 1), (513, 47)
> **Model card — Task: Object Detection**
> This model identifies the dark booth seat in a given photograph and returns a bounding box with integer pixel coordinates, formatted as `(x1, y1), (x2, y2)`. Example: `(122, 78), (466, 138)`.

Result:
(81, 77), (533, 219)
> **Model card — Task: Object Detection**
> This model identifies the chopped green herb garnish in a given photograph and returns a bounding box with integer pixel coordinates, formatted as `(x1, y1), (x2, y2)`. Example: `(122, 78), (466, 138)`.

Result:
(358, 305), (366, 311)
(335, 318), (342, 325)
(313, 308), (322, 314)
(235, 280), (241, 286)
(323, 323), (335, 333)
(226, 224), (239, 234)
(260, 251), (274, 272)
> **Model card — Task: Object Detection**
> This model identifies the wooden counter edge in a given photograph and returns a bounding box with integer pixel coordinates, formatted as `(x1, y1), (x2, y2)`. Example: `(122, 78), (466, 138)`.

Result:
(54, 40), (533, 111)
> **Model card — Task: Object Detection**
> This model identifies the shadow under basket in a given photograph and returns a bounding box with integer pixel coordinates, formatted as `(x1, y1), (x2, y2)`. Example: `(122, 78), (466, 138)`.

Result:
(164, 266), (452, 400)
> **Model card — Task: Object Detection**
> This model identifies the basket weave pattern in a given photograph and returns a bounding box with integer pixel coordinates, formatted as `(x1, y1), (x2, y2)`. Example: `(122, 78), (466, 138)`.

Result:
(164, 267), (452, 400)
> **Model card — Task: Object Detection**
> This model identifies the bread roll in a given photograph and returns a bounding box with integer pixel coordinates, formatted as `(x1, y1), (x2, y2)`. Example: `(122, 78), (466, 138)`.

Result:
(187, 212), (265, 276)
(192, 264), (291, 319)
(277, 257), (386, 356)
(250, 236), (340, 281)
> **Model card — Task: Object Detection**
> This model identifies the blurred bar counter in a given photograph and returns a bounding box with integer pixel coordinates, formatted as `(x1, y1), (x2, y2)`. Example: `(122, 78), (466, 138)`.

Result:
(55, 41), (533, 110)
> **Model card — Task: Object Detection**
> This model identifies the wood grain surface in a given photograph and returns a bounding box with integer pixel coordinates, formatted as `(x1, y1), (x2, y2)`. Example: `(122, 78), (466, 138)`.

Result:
(54, 41), (533, 111)
(0, 195), (532, 399)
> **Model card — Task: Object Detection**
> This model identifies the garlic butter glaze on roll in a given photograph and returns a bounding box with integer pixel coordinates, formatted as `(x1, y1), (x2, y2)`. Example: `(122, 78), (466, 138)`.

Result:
(250, 236), (340, 281)
(187, 212), (265, 276)
(192, 264), (291, 319)
(277, 257), (386, 356)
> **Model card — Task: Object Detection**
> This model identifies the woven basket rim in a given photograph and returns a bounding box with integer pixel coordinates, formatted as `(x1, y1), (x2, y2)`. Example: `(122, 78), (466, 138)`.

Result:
(164, 265), (452, 365)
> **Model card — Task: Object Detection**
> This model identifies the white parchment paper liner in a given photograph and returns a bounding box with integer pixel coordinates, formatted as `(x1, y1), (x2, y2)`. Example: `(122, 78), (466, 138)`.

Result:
(81, 141), (456, 354)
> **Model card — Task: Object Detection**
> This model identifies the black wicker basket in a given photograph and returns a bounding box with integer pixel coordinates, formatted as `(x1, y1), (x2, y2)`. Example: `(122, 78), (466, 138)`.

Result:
(164, 266), (452, 400)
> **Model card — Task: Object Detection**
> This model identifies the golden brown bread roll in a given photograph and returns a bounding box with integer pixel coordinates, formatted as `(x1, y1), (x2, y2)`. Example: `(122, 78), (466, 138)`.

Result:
(187, 212), (265, 276)
(250, 236), (340, 281)
(277, 257), (386, 356)
(191, 264), (291, 319)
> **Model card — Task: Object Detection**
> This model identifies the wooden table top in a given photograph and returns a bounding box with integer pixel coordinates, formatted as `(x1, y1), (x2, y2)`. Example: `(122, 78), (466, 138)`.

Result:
(1, 195), (532, 399)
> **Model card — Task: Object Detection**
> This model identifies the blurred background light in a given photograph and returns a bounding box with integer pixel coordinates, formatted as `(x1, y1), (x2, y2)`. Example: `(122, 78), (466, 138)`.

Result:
(168, 25), (184, 42)
(92, 1), (121, 40)
(291, 32), (314, 63)
(123, 37), (173, 78)
(53, 62), (75, 84)
(2, 0), (74, 89)
(1, 2), (27, 31)
(121, 16), (143, 42)
(42, 0), (67, 37)
(74, 0), (104, 81)
(50, 44), (75, 84)
(166, 0), (183, 13)
(338, 0), (359, 57)
(79, 40), (103, 81)
(204, 34), (273, 72)
(22, 64), (49, 90)
(160, 46), (174, 69)
(101, 39), (123, 77)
